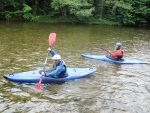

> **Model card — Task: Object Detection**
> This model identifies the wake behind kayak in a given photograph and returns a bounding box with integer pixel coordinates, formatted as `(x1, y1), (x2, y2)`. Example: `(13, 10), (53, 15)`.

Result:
(81, 54), (149, 64)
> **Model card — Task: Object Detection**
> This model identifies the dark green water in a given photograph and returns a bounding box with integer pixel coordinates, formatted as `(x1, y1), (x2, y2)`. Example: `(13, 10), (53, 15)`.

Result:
(0, 21), (150, 113)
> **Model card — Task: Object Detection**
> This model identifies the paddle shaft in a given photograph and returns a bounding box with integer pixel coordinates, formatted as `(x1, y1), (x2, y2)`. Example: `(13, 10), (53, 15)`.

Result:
(43, 51), (49, 70)
(36, 48), (49, 92)
(101, 48), (110, 53)
(104, 49), (110, 53)
(43, 32), (56, 70)
(35, 33), (56, 93)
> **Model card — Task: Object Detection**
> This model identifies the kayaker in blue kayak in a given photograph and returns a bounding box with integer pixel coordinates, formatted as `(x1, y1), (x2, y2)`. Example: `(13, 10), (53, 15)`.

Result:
(108, 42), (124, 60)
(40, 47), (68, 78)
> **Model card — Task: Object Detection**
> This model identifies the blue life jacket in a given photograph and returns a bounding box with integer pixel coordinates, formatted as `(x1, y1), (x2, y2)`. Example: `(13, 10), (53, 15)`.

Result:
(53, 60), (67, 78)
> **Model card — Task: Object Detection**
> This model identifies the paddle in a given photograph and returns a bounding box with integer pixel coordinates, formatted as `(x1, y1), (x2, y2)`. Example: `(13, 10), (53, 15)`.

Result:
(101, 48), (110, 53)
(43, 33), (56, 69)
(35, 33), (56, 93)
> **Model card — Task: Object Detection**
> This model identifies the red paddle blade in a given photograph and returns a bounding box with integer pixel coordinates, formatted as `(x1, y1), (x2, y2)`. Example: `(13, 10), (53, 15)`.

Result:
(35, 78), (42, 92)
(49, 33), (56, 46)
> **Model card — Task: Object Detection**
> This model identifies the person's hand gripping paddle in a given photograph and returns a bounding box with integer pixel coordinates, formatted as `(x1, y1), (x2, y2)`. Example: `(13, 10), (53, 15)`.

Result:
(35, 33), (56, 93)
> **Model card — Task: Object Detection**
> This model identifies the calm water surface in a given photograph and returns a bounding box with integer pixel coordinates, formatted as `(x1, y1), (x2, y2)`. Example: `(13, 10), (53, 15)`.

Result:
(0, 21), (150, 113)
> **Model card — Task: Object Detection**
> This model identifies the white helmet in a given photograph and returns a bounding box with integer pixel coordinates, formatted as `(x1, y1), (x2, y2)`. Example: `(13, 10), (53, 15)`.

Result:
(52, 54), (61, 60)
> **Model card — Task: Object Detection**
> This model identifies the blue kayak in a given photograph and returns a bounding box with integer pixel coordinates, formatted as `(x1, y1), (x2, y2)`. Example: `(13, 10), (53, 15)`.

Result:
(81, 54), (150, 64)
(3, 67), (96, 83)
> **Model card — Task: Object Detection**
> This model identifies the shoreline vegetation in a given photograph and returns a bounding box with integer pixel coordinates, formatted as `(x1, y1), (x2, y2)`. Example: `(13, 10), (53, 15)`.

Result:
(0, 0), (150, 26)
(36, 16), (120, 26)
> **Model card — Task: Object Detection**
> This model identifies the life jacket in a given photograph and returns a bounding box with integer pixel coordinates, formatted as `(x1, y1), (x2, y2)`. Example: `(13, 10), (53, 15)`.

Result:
(53, 60), (67, 78)
(116, 50), (124, 60)
(109, 49), (124, 61)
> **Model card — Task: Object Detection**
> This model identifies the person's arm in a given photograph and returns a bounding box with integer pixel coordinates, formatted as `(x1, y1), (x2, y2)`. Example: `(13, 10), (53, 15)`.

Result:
(49, 49), (57, 57)
(45, 65), (65, 77)
(48, 47), (57, 57)
(109, 50), (122, 58)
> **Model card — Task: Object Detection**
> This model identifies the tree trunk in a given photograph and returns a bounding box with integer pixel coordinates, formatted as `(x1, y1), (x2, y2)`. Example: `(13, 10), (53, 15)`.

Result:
(62, 5), (67, 17)
(32, 0), (38, 15)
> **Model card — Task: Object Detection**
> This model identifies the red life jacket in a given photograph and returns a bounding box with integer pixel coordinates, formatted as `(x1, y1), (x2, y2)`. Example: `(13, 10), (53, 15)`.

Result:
(109, 49), (123, 60)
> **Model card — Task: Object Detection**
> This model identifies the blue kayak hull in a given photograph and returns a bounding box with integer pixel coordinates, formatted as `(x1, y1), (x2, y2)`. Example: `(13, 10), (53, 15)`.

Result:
(3, 67), (96, 83)
(81, 54), (149, 64)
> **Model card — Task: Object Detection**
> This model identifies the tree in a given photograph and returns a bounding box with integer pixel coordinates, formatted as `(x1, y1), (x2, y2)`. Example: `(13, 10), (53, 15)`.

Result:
(130, 0), (150, 25)
(51, 0), (94, 21)
(0, 0), (149, 25)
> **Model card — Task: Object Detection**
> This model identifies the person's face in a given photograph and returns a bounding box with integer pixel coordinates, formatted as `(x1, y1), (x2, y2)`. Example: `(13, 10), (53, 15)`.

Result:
(54, 60), (60, 65)
(115, 46), (119, 50)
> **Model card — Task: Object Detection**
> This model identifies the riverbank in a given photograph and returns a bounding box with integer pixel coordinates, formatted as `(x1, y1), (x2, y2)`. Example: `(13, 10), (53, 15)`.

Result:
(35, 16), (120, 26)
(1, 18), (150, 28)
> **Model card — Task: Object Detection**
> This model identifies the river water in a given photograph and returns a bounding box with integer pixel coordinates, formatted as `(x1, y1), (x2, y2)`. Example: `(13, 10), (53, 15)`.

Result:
(0, 21), (150, 113)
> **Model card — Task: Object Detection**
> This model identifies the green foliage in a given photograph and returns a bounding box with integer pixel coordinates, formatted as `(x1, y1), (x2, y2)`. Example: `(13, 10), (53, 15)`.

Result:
(0, 0), (149, 25)
(130, 0), (150, 25)
(23, 3), (32, 13)
(51, 0), (94, 21)
(22, 3), (34, 20)
(87, 18), (120, 25)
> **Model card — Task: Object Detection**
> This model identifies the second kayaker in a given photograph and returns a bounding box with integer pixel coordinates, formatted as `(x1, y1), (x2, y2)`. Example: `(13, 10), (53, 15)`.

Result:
(108, 42), (124, 61)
